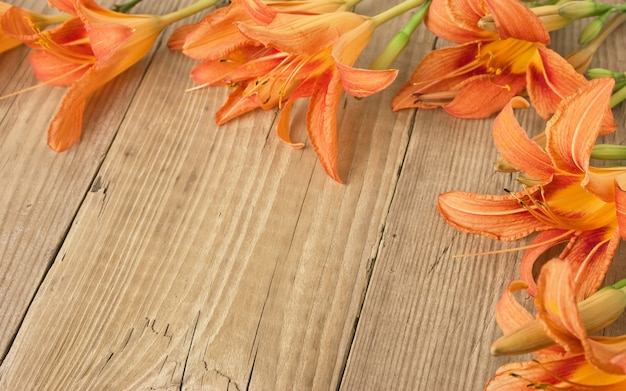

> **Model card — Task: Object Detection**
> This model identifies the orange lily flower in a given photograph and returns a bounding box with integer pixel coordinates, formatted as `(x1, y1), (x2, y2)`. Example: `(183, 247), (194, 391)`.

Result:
(0, 3), (26, 53)
(392, 0), (589, 119)
(2, 7), (94, 87)
(167, 0), (363, 83)
(169, 0), (398, 182)
(485, 259), (626, 390)
(3, 0), (215, 152)
(438, 78), (626, 299)
(0, 3), (69, 54)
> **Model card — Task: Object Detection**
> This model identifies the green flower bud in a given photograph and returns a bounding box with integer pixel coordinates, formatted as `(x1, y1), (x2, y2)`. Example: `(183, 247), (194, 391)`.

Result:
(558, 1), (611, 19)
(490, 279), (626, 356)
(579, 15), (608, 44)
(586, 68), (621, 79)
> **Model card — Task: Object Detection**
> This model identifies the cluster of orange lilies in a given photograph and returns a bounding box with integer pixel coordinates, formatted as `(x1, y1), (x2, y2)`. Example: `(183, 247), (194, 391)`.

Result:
(2, 0), (626, 388)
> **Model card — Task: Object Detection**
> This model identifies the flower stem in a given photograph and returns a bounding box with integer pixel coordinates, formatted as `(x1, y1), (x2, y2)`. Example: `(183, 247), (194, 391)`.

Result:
(112, 0), (144, 13)
(370, 0), (430, 70)
(371, 0), (427, 27)
(32, 12), (72, 28)
(345, 0), (363, 9)
(159, 0), (219, 25)
(591, 13), (626, 46)
(581, 6), (626, 43)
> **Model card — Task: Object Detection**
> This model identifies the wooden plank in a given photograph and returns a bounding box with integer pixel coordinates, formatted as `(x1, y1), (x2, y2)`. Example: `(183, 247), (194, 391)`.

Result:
(341, 13), (626, 391)
(0, 1), (431, 389)
(0, 0), (190, 360)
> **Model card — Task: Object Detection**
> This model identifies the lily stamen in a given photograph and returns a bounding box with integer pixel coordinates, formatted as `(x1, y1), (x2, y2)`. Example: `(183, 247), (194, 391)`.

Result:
(0, 63), (91, 100)
(393, 0), (588, 119)
(413, 90), (458, 106)
(439, 79), (624, 301)
(451, 229), (576, 258)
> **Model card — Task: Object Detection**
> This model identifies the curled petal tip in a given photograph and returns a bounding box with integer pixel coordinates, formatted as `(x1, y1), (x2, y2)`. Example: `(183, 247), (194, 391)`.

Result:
(510, 96), (530, 109)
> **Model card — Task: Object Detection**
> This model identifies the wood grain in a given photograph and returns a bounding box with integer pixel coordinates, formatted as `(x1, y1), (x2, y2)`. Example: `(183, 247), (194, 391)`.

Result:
(0, 1), (624, 390)
(341, 10), (626, 391)
(0, 1), (428, 389)
(0, 0), (192, 360)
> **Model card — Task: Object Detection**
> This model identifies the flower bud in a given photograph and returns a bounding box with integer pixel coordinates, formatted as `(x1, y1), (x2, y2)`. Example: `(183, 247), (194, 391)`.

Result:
(586, 68), (621, 79)
(611, 84), (626, 109)
(579, 17), (606, 44)
(558, 1), (611, 19)
(565, 47), (594, 73)
(479, 5), (573, 33)
(490, 279), (626, 356)
(591, 144), (626, 160)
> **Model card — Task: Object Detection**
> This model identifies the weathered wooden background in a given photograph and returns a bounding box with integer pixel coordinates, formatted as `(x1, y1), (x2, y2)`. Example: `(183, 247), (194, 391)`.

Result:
(1, 1), (625, 390)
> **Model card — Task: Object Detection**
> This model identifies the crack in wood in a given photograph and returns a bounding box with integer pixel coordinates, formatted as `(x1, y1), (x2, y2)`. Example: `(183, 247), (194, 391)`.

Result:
(180, 311), (200, 389)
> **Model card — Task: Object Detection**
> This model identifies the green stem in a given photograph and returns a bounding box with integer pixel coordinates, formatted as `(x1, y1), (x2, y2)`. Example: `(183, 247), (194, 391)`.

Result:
(113, 0), (144, 13)
(159, 0), (219, 25)
(599, 11), (625, 42)
(344, 0), (363, 9)
(371, 0), (426, 27)
(370, 0), (430, 70)
(399, 0), (429, 35)
(31, 12), (72, 28)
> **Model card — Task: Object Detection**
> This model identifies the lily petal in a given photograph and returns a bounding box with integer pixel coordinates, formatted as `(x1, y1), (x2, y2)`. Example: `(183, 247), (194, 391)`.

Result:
(518, 229), (572, 297)
(495, 280), (534, 334)
(336, 61), (397, 98)
(28, 50), (90, 86)
(485, 354), (626, 390)
(241, 0), (278, 25)
(485, 0), (549, 43)
(215, 85), (261, 125)
(527, 47), (596, 119)
(85, 22), (133, 65)
(175, 1), (258, 61)
(0, 5), (29, 53)
(492, 98), (554, 181)
(437, 189), (552, 240)
(616, 176), (626, 239)
(47, 71), (91, 151)
(306, 70), (342, 182)
(426, 0), (492, 43)
(392, 42), (484, 110)
(444, 72), (526, 118)
(276, 100), (305, 148)
(537, 259), (626, 375)
(237, 11), (365, 55)
(545, 78), (615, 175)
(536, 259), (585, 353)
(559, 227), (618, 300)
(583, 167), (626, 203)
(48, 0), (78, 15)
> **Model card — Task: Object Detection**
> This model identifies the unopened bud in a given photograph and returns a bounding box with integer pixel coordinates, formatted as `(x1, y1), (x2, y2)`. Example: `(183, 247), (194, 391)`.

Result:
(566, 47), (594, 73)
(558, 1), (611, 19)
(479, 5), (573, 33)
(490, 279), (626, 356)
(579, 16), (606, 44)
(586, 68), (622, 79)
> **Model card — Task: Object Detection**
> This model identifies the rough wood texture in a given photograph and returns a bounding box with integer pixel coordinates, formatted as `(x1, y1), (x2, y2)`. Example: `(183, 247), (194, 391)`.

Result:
(0, 1), (624, 390)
